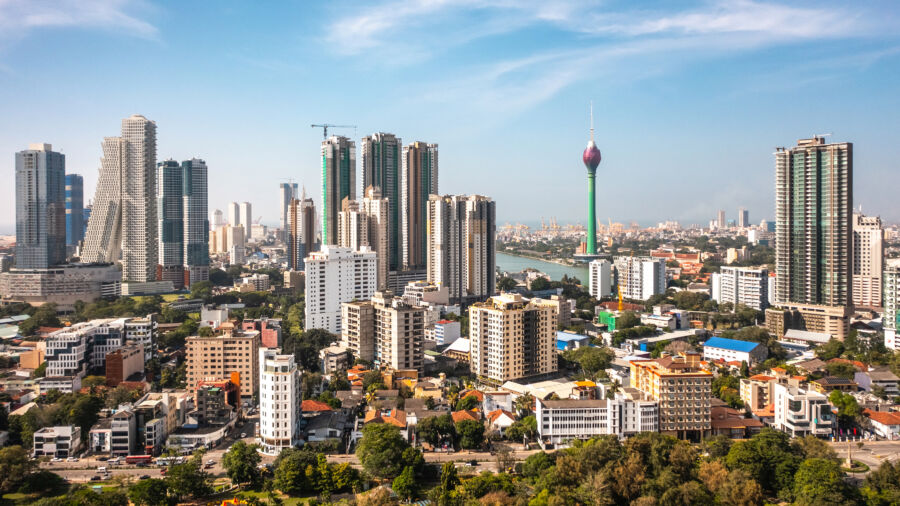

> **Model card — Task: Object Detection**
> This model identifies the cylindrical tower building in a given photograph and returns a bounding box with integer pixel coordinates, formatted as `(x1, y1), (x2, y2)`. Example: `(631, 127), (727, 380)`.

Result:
(582, 106), (602, 255)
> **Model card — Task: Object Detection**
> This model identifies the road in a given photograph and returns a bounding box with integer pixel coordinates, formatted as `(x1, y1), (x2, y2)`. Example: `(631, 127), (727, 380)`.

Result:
(828, 440), (900, 472)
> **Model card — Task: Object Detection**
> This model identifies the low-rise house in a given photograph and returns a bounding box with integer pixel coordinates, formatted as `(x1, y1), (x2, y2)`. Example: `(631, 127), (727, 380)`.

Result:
(364, 408), (409, 440)
(451, 410), (480, 423)
(301, 400), (334, 417)
(39, 376), (81, 394)
(305, 412), (346, 442)
(702, 337), (767, 366)
(487, 409), (516, 433)
(442, 338), (470, 364)
(863, 409), (900, 440)
(414, 379), (443, 400)
(710, 406), (764, 438)
(854, 370), (900, 397)
(483, 391), (514, 414)
(319, 345), (350, 374)
(809, 376), (858, 394)
(556, 331), (591, 351)
(33, 426), (82, 458)
(794, 358), (827, 375)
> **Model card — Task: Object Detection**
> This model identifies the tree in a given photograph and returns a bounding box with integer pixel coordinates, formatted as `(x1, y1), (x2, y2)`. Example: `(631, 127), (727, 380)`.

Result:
(617, 311), (640, 329)
(455, 394), (480, 412)
(273, 448), (317, 496)
(791, 435), (838, 462)
(497, 277), (517, 292)
(455, 419), (485, 449)
(506, 415), (537, 442)
(0, 445), (35, 493)
(828, 390), (861, 426)
(826, 362), (856, 379)
(514, 393), (534, 416)
(356, 423), (415, 480)
(17, 304), (61, 337)
(165, 457), (211, 500)
(530, 277), (551, 291)
(222, 441), (262, 488)
(106, 385), (138, 409)
(793, 458), (857, 506)
(189, 281), (213, 301)
(522, 452), (554, 480)
(437, 461), (460, 505)
(82, 376), (107, 389)
(392, 466), (418, 501)
(128, 478), (172, 506)
(816, 338), (845, 360)
(416, 414), (456, 446)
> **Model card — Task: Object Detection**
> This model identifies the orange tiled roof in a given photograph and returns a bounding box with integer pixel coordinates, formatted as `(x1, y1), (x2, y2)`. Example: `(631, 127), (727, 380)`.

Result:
(365, 408), (407, 427)
(748, 374), (775, 381)
(301, 400), (333, 412)
(752, 403), (775, 418)
(462, 390), (484, 401)
(487, 409), (516, 423)
(826, 358), (866, 371)
(452, 410), (480, 423)
(864, 409), (900, 426)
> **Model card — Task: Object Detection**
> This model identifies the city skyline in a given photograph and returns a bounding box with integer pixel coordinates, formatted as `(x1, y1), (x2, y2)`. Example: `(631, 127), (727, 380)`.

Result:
(2, 1), (900, 233)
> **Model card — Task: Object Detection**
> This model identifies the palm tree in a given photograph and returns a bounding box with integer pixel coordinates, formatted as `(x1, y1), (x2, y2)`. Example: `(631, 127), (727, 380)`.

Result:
(515, 393), (535, 416)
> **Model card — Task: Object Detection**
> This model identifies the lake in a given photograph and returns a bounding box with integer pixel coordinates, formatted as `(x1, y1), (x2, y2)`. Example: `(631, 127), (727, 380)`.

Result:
(496, 251), (590, 283)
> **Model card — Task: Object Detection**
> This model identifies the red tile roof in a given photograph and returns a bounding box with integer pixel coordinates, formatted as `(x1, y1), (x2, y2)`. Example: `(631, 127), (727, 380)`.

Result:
(462, 390), (484, 401)
(451, 410), (480, 423)
(365, 409), (407, 427)
(301, 400), (333, 412)
(487, 409), (516, 424)
(864, 409), (900, 426)
(748, 374), (775, 381)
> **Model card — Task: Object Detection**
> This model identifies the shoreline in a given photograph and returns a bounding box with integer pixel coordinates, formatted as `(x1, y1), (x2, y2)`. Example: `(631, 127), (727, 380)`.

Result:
(498, 249), (580, 269)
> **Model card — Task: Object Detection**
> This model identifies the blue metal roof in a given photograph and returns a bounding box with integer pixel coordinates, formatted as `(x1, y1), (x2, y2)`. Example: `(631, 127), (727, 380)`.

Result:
(556, 331), (590, 342)
(702, 337), (760, 353)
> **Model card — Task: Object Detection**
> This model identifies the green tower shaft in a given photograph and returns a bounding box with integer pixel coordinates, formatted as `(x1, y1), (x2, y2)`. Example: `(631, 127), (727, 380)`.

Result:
(587, 171), (596, 254)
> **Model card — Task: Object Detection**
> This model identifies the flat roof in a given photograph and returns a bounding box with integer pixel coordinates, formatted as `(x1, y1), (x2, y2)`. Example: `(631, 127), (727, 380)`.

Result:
(702, 337), (760, 353)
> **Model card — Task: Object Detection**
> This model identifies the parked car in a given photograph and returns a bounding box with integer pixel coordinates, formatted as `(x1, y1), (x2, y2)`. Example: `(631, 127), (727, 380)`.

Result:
(66, 457), (78, 462)
(90, 476), (101, 482)
(51, 457), (63, 462)
(139, 475), (150, 480)
(240, 433), (247, 438)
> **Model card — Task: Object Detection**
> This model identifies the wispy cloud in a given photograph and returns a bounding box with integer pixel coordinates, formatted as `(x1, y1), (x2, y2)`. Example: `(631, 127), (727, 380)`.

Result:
(0, 0), (158, 43)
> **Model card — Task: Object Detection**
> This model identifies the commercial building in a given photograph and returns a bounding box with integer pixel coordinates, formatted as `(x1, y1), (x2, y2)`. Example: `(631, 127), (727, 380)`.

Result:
(431, 320), (460, 346)
(125, 315), (155, 360)
(469, 293), (557, 383)
(341, 292), (425, 372)
(15, 143), (66, 269)
(45, 319), (127, 378)
(83, 115), (159, 283)
(227, 202), (240, 227)
(0, 263), (120, 311)
(185, 324), (261, 401)
(279, 182), (297, 242)
(258, 349), (302, 455)
(287, 192), (317, 270)
(589, 259), (612, 298)
(614, 256), (666, 301)
(32, 426), (82, 458)
(717, 209), (726, 229)
(401, 141), (438, 272)
(193, 379), (240, 426)
(535, 390), (658, 445)
(710, 266), (769, 311)
(772, 382), (834, 437)
(702, 337), (767, 366)
(105, 344), (144, 386)
(338, 186), (390, 290)
(765, 304), (853, 341)
(426, 194), (495, 305)
(852, 213), (883, 308)
(239, 202), (252, 232)
(304, 246), (377, 333)
(157, 160), (184, 287)
(630, 352), (712, 440)
(182, 159), (210, 286)
(322, 136), (356, 245)
(241, 317), (282, 348)
(738, 207), (749, 228)
(773, 136), (852, 339)
(884, 259), (900, 350)
(362, 132), (402, 272)
(65, 173), (84, 247)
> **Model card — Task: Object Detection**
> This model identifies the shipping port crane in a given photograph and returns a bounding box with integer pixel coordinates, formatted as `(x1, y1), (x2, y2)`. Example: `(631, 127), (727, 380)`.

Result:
(311, 123), (357, 139)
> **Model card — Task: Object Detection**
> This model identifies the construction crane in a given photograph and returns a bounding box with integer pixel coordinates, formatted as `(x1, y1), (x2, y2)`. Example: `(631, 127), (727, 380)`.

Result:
(311, 123), (357, 139)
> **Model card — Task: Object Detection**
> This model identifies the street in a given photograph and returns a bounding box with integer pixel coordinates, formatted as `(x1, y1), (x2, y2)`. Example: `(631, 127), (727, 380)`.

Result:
(828, 440), (900, 472)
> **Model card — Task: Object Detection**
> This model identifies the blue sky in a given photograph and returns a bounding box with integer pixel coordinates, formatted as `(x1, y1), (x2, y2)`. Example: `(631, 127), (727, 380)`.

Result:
(1, 0), (899, 233)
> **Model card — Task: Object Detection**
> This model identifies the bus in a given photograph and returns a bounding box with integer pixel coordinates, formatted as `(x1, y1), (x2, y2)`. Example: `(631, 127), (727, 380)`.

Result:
(155, 456), (185, 466)
(125, 455), (153, 465)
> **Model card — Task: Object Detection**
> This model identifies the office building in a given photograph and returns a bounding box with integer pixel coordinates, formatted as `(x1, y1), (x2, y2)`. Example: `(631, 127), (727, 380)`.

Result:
(157, 160), (185, 287)
(614, 256), (666, 301)
(852, 213), (883, 308)
(341, 292), (425, 372)
(401, 141), (438, 271)
(738, 207), (749, 228)
(338, 186), (390, 290)
(362, 133), (402, 271)
(589, 259), (612, 298)
(227, 202), (240, 227)
(226, 225), (245, 265)
(630, 352), (711, 439)
(772, 136), (852, 339)
(240, 202), (252, 231)
(710, 266), (769, 311)
(185, 325), (260, 401)
(535, 390), (658, 445)
(717, 209), (726, 229)
(468, 293), (557, 382)
(0, 263), (120, 311)
(45, 319), (127, 378)
(32, 426), (82, 458)
(258, 349), (302, 455)
(83, 115), (159, 282)
(426, 194), (495, 305)
(16, 143), (66, 268)
(884, 259), (900, 350)
(431, 319), (461, 346)
(772, 382), (834, 437)
(322, 136), (356, 245)
(304, 246), (377, 333)
(182, 159), (209, 285)
(65, 174), (84, 246)
(702, 337), (767, 366)
(287, 195), (315, 270)
(279, 182), (298, 242)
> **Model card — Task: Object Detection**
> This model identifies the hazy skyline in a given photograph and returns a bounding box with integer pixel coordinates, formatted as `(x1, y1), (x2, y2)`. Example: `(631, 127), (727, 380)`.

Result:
(2, 0), (899, 234)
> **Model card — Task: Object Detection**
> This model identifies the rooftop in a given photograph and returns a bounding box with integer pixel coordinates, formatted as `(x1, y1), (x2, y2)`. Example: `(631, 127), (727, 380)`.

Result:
(702, 337), (760, 353)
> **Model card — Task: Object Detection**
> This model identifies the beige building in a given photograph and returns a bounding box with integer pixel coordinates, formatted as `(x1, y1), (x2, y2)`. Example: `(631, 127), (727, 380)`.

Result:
(342, 300), (376, 362)
(185, 323), (260, 401)
(337, 187), (389, 290)
(852, 213), (883, 308)
(468, 293), (557, 383)
(739, 374), (776, 412)
(341, 292), (425, 372)
(765, 303), (852, 341)
(630, 352), (712, 439)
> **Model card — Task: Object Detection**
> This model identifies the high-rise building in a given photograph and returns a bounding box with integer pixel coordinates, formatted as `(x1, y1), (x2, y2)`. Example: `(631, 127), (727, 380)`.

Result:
(83, 115), (158, 282)
(240, 202), (252, 231)
(287, 193), (316, 271)
(227, 202), (240, 227)
(182, 159), (209, 286)
(362, 133), (402, 271)
(341, 291), (425, 372)
(852, 213), (883, 308)
(226, 226), (245, 265)
(258, 348), (301, 455)
(716, 210), (726, 229)
(212, 209), (224, 229)
(401, 141), (438, 271)
(15, 143), (66, 268)
(426, 194), (495, 305)
(157, 160), (184, 287)
(338, 186), (389, 290)
(581, 110), (601, 255)
(884, 259), (900, 350)
(279, 182), (298, 242)
(738, 207), (749, 228)
(613, 256), (665, 300)
(304, 245), (377, 333)
(185, 326), (260, 401)
(468, 293), (557, 382)
(589, 259), (612, 298)
(82, 205), (92, 238)
(65, 174), (84, 247)
(771, 136), (852, 339)
(630, 352), (711, 439)
(157, 159), (209, 288)
(322, 136), (356, 245)
(710, 266), (769, 311)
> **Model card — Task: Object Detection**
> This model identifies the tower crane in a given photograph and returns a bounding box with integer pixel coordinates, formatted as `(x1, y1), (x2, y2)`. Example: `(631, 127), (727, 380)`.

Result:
(311, 124), (357, 139)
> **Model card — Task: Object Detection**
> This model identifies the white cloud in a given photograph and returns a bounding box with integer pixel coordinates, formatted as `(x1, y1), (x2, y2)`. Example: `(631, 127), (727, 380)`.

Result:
(0, 0), (158, 42)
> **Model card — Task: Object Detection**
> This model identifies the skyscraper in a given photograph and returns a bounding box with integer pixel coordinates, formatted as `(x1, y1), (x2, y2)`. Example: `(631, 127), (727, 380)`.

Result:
(212, 209), (224, 228)
(769, 136), (853, 340)
(717, 210), (726, 229)
(322, 136), (356, 245)
(83, 115), (158, 282)
(240, 202), (252, 231)
(338, 186), (389, 290)
(182, 159), (209, 286)
(278, 182), (297, 242)
(738, 207), (749, 228)
(227, 202), (240, 227)
(156, 158), (209, 288)
(852, 213), (883, 308)
(426, 194), (495, 305)
(362, 133), (401, 271)
(401, 141), (438, 271)
(65, 174), (84, 246)
(287, 192), (316, 271)
(15, 143), (66, 268)
(157, 159), (184, 287)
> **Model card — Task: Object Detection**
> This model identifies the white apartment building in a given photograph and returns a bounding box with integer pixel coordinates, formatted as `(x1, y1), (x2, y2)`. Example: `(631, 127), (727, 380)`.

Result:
(228, 202), (240, 227)
(305, 245), (377, 333)
(431, 320), (460, 346)
(124, 315), (155, 360)
(852, 213), (883, 308)
(772, 382), (834, 437)
(342, 292), (425, 372)
(614, 256), (666, 301)
(885, 259), (900, 350)
(45, 319), (127, 378)
(258, 349), (301, 455)
(589, 259), (612, 298)
(711, 266), (769, 311)
(239, 202), (252, 231)
(535, 390), (658, 446)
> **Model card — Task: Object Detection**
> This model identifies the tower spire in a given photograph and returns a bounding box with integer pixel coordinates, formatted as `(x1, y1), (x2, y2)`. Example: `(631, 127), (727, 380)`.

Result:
(589, 101), (594, 142)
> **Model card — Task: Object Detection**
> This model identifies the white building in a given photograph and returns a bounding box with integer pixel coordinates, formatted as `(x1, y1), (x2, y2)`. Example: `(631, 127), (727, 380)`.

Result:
(613, 256), (665, 301)
(45, 319), (127, 378)
(883, 259), (900, 350)
(258, 349), (302, 455)
(852, 213), (883, 308)
(238, 273), (270, 291)
(772, 382), (834, 437)
(305, 245), (377, 333)
(589, 259), (612, 298)
(33, 426), (82, 458)
(240, 202), (252, 232)
(124, 315), (155, 360)
(702, 336), (767, 366)
(710, 267), (769, 311)
(227, 202), (240, 227)
(431, 320), (460, 346)
(535, 390), (658, 446)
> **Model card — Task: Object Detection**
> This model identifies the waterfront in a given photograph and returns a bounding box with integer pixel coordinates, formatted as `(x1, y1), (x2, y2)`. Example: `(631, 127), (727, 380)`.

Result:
(496, 251), (589, 283)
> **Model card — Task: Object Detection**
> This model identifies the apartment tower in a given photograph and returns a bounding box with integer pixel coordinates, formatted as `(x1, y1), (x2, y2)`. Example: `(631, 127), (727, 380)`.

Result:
(401, 141), (438, 272)
(852, 213), (883, 308)
(65, 173), (84, 247)
(15, 143), (66, 269)
(321, 136), (356, 245)
(362, 133), (402, 271)
(338, 187), (390, 290)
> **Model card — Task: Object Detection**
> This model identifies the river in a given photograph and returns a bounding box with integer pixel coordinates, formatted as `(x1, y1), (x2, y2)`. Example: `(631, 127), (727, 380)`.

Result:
(496, 252), (590, 283)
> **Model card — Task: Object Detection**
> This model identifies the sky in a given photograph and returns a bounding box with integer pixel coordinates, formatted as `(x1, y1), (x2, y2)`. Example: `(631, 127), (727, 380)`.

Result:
(1, 0), (899, 234)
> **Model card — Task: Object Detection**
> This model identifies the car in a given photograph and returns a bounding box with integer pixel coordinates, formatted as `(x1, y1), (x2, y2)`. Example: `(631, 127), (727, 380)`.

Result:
(240, 433), (247, 438)
(160, 468), (167, 476)
(98, 457), (109, 461)
(139, 475), (150, 480)
(206, 459), (215, 465)
(51, 457), (63, 462)
(90, 476), (101, 481)
(66, 457), (78, 462)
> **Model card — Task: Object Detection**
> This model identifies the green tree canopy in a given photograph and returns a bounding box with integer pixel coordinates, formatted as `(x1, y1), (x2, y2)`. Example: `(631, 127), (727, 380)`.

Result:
(356, 423), (417, 480)
(222, 440), (262, 488)
(455, 419), (485, 449)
